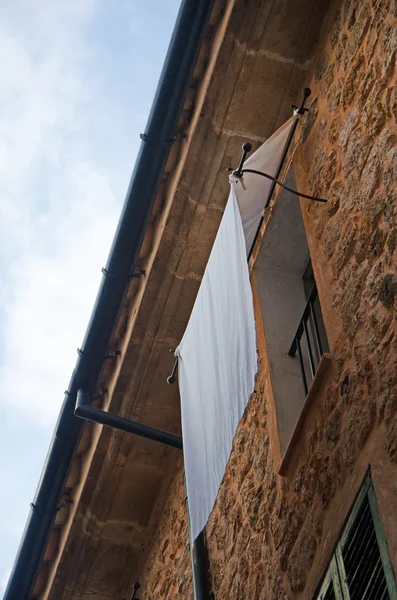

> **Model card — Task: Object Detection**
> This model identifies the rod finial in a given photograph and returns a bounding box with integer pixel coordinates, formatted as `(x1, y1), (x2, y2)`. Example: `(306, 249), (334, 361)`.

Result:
(303, 87), (311, 98)
(242, 142), (252, 153)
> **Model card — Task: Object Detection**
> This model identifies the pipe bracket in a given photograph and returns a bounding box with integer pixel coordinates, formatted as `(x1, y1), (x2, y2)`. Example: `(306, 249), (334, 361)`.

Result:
(101, 267), (145, 281)
(140, 132), (187, 145)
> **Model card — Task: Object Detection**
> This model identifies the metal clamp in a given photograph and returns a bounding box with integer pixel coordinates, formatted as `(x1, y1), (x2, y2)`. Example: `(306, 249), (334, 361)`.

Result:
(101, 268), (145, 281)
(140, 132), (187, 145)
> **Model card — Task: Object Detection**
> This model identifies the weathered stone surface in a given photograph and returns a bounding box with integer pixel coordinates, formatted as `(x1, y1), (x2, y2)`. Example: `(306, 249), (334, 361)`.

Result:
(272, 500), (305, 571)
(363, 260), (386, 306)
(317, 456), (337, 508)
(324, 216), (341, 257)
(327, 180), (342, 216)
(339, 106), (359, 149)
(327, 78), (342, 113)
(379, 274), (397, 309)
(385, 417), (397, 463)
(344, 127), (373, 178)
(369, 307), (392, 344)
(369, 228), (387, 259)
(247, 535), (262, 566)
(328, 118), (340, 145)
(384, 386), (397, 425)
(325, 408), (342, 449)
(330, 11), (342, 48)
(287, 559), (306, 593)
(339, 268), (365, 331)
(342, 415), (359, 468)
(342, 51), (366, 109)
(320, 63), (336, 96)
(310, 496), (324, 537)
(315, 51), (329, 81)
(343, 3), (371, 70)
(361, 81), (387, 137)
(298, 529), (318, 569)
(249, 564), (266, 600)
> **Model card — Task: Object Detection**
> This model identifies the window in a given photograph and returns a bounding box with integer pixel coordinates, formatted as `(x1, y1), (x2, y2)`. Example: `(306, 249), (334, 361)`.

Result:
(254, 165), (329, 453)
(288, 258), (330, 395)
(316, 477), (397, 600)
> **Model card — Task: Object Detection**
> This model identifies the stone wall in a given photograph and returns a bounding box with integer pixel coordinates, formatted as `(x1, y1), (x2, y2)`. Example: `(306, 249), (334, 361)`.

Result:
(138, 458), (194, 599)
(140, 0), (397, 598)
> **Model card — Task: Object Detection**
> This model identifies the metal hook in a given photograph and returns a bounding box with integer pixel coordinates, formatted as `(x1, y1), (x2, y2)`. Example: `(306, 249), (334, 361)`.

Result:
(167, 357), (179, 385)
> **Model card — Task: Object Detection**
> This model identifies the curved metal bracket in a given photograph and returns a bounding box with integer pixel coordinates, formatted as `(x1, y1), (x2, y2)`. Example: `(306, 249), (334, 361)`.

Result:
(236, 168), (327, 203)
(228, 88), (326, 203)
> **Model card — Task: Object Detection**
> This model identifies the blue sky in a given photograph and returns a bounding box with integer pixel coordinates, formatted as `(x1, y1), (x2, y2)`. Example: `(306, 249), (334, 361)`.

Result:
(0, 0), (180, 594)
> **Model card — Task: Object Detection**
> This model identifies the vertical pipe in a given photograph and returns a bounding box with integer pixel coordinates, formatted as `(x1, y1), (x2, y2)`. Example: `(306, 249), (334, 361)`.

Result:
(296, 337), (308, 396)
(191, 532), (211, 600)
(185, 478), (211, 600)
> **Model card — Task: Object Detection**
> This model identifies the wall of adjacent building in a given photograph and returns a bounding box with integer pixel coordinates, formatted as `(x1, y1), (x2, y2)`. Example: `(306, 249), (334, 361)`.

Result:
(139, 0), (397, 598)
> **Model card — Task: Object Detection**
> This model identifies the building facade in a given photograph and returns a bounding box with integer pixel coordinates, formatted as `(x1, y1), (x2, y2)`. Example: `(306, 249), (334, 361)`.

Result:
(120, 0), (397, 596)
(11, 0), (397, 598)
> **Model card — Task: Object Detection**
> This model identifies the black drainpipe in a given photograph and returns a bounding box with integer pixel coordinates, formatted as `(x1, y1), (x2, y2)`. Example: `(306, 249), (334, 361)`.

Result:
(75, 389), (183, 449)
(4, 1), (213, 598)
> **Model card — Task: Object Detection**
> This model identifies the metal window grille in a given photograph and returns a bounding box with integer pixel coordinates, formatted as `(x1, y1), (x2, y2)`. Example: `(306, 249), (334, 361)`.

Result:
(316, 477), (397, 600)
(288, 283), (329, 395)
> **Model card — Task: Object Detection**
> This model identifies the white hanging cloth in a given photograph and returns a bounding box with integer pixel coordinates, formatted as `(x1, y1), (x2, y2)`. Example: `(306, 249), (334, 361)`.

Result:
(234, 117), (294, 254)
(176, 118), (294, 542)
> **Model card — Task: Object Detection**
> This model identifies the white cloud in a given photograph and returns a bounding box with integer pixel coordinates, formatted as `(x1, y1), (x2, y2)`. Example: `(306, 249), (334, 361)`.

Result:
(0, 2), (181, 594)
(1, 163), (119, 426)
(0, 0), (122, 427)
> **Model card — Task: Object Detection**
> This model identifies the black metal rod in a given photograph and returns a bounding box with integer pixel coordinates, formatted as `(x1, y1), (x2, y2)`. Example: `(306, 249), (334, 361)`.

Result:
(192, 531), (211, 600)
(247, 87), (311, 261)
(4, 2), (214, 598)
(239, 168), (327, 203)
(288, 284), (319, 356)
(131, 582), (141, 600)
(184, 478), (211, 600)
(233, 141), (252, 176)
(75, 390), (183, 450)
(303, 319), (316, 379)
(296, 337), (308, 396)
(309, 300), (323, 358)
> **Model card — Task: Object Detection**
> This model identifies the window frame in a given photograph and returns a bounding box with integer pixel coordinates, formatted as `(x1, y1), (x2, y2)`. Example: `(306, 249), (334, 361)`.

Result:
(315, 476), (397, 600)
